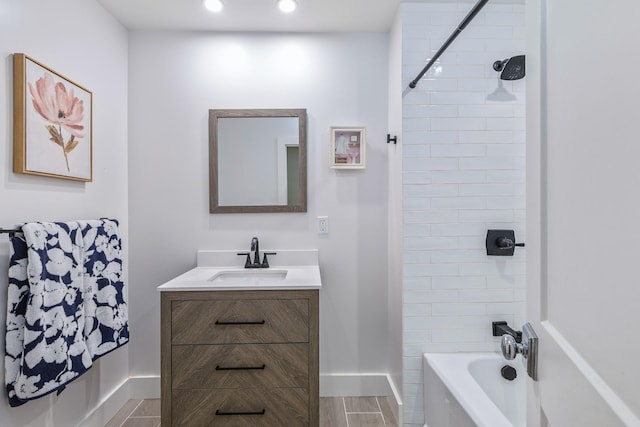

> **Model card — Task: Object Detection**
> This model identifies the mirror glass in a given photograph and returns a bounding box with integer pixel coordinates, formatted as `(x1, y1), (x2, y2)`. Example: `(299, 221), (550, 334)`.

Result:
(209, 109), (307, 213)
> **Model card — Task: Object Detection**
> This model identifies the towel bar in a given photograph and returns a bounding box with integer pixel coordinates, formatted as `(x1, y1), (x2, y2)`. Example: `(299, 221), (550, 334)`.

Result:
(0, 228), (22, 234)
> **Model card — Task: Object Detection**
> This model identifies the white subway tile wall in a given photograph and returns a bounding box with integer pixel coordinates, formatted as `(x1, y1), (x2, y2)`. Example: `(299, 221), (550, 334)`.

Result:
(401, 3), (525, 426)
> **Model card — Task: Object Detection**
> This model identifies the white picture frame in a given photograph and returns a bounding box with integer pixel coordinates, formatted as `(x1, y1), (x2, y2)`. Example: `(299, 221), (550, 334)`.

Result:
(330, 127), (365, 169)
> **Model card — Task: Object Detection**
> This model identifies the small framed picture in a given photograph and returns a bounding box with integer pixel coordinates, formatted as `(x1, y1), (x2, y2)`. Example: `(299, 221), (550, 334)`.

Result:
(13, 53), (93, 182)
(331, 127), (365, 169)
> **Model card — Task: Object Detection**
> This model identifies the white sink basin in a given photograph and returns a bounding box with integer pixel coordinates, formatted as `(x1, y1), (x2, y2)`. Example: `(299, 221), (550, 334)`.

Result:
(209, 269), (288, 284)
(157, 250), (321, 292)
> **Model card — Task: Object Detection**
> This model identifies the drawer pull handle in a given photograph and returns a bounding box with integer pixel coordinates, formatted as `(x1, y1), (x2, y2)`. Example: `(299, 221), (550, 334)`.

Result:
(215, 320), (266, 325)
(215, 364), (266, 371)
(215, 409), (266, 416)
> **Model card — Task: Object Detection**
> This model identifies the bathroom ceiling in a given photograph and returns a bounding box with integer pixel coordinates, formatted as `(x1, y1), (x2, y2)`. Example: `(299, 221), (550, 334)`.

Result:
(97, 0), (409, 32)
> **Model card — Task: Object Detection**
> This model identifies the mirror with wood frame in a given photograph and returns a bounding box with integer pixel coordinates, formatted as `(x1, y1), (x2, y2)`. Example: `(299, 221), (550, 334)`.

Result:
(209, 108), (307, 213)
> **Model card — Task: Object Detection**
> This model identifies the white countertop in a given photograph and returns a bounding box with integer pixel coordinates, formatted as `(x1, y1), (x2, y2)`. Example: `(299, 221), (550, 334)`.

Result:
(157, 249), (322, 292)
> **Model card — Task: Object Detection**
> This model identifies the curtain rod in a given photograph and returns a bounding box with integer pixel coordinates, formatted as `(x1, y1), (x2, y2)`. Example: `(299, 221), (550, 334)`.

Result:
(408, 0), (490, 89)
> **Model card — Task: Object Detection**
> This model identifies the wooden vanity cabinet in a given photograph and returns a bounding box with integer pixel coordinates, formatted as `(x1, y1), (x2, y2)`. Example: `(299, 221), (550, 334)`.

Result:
(161, 289), (319, 426)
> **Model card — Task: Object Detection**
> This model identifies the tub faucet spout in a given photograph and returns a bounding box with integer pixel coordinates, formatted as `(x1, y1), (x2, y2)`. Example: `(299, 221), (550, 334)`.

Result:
(492, 321), (522, 343)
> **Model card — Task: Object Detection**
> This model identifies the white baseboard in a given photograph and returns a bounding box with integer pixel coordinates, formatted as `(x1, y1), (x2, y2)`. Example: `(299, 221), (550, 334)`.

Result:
(128, 376), (161, 398)
(79, 378), (130, 427)
(320, 373), (403, 425)
(78, 376), (160, 426)
(320, 373), (392, 397)
(386, 374), (403, 427)
(81, 374), (404, 426)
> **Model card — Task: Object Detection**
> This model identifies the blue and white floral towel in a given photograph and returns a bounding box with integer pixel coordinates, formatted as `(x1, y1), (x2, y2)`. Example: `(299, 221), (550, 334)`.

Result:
(5, 232), (30, 406)
(4, 219), (128, 407)
(77, 219), (129, 359)
(5, 222), (91, 406)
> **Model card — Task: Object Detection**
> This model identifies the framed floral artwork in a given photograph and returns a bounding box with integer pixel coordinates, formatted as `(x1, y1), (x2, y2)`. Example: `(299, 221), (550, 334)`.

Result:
(13, 53), (92, 181)
(331, 127), (365, 169)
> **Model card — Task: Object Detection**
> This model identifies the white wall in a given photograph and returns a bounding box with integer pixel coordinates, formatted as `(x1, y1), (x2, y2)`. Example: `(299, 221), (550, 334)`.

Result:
(400, 3), (526, 426)
(387, 5), (404, 421)
(127, 32), (390, 391)
(0, 1), (129, 426)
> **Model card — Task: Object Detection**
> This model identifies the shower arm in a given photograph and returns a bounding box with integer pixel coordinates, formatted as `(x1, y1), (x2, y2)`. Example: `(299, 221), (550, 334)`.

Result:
(408, 0), (489, 89)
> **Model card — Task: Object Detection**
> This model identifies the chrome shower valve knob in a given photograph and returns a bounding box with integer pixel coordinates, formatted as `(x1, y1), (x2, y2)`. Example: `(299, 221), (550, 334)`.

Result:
(501, 334), (527, 360)
(497, 322), (538, 381)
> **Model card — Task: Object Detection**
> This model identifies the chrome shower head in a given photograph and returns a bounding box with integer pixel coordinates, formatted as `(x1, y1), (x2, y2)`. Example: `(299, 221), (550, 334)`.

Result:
(493, 55), (525, 80)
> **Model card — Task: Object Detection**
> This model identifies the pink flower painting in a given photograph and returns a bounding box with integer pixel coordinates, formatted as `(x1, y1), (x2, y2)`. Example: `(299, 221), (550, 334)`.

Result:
(28, 72), (85, 172)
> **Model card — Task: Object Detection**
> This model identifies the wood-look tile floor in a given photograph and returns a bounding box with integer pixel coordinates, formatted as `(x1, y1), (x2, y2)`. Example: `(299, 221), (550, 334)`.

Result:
(105, 396), (397, 427)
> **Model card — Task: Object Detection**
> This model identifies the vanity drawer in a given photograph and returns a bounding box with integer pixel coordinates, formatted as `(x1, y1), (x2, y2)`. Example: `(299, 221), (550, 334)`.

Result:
(172, 343), (308, 389)
(172, 388), (309, 426)
(171, 299), (309, 344)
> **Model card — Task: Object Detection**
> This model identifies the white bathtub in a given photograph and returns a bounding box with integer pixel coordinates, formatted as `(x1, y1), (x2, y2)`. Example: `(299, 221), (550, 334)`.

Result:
(423, 352), (526, 427)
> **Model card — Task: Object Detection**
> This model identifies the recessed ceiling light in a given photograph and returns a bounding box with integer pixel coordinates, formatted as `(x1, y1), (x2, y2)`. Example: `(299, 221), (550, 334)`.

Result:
(203, 0), (223, 13)
(278, 0), (297, 13)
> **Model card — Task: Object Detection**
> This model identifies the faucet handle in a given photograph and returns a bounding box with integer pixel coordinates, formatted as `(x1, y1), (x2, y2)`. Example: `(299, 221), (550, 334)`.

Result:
(237, 252), (252, 268)
(501, 334), (525, 360)
(261, 252), (277, 268)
